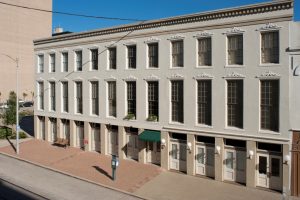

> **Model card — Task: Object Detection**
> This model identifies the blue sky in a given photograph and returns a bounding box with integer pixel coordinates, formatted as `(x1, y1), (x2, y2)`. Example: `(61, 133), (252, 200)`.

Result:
(53, 0), (300, 33)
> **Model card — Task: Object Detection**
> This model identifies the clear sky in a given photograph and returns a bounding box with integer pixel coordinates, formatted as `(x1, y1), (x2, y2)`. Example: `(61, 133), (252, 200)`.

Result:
(53, 0), (300, 33)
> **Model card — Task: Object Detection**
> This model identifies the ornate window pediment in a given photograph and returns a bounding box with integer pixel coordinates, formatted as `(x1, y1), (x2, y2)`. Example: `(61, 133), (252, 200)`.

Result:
(73, 77), (83, 82)
(88, 77), (99, 81)
(256, 71), (281, 78)
(193, 73), (214, 80)
(48, 77), (56, 82)
(223, 27), (245, 35)
(168, 34), (185, 41)
(167, 73), (184, 80)
(123, 75), (137, 81)
(88, 45), (99, 50)
(193, 31), (213, 38)
(256, 23), (282, 31)
(143, 74), (160, 81)
(223, 71), (245, 78)
(123, 40), (136, 46)
(144, 37), (160, 44)
(37, 77), (44, 82)
(105, 42), (117, 48)
(104, 75), (117, 81)
(72, 47), (83, 51)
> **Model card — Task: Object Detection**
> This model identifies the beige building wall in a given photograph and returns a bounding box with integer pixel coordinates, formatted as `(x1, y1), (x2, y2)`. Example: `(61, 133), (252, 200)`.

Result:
(0, 0), (52, 102)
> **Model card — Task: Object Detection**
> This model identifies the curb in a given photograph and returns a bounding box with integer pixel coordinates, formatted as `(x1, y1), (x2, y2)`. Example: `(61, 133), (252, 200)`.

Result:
(0, 151), (148, 200)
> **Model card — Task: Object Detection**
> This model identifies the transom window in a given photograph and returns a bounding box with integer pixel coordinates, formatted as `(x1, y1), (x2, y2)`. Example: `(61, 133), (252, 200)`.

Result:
(127, 81), (136, 116)
(148, 43), (159, 68)
(227, 35), (243, 65)
(127, 45), (136, 69)
(109, 47), (117, 70)
(108, 81), (117, 117)
(172, 40), (184, 67)
(148, 81), (159, 120)
(197, 80), (212, 125)
(91, 49), (98, 70)
(260, 80), (279, 132)
(75, 50), (82, 71)
(171, 80), (184, 123)
(198, 38), (212, 66)
(227, 80), (243, 128)
(261, 31), (279, 64)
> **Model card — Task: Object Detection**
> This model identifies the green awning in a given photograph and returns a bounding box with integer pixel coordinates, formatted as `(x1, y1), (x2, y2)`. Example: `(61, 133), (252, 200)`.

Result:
(139, 130), (161, 142)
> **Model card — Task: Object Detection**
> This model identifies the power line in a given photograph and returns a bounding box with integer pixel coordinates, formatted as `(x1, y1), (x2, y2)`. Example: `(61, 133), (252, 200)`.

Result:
(0, 1), (146, 22)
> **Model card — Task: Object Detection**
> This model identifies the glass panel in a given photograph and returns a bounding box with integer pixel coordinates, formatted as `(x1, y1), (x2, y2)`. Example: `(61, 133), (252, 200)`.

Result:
(197, 147), (205, 164)
(226, 151), (234, 169)
(179, 144), (186, 161)
(236, 151), (245, 171)
(206, 148), (214, 166)
(259, 156), (267, 174)
(172, 144), (178, 159)
(271, 158), (280, 177)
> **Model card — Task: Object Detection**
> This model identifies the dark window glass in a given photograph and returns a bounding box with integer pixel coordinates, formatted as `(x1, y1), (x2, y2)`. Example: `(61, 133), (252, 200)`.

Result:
(171, 80), (184, 123)
(228, 35), (243, 65)
(108, 81), (117, 117)
(261, 31), (279, 64)
(109, 47), (117, 69)
(172, 40), (184, 67)
(91, 49), (98, 70)
(148, 81), (159, 120)
(148, 43), (158, 68)
(198, 38), (212, 66)
(198, 80), (212, 125)
(127, 82), (136, 116)
(227, 80), (243, 128)
(127, 45), (136, 69)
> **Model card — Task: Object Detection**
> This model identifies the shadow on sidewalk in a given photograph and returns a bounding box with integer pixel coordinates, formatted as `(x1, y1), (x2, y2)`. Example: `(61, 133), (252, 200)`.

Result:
(92, 166), (112, 180)
(5, 136), (16, 153)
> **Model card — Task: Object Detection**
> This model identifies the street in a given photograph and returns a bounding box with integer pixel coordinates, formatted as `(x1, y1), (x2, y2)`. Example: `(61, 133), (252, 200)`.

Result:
(0, 154), (141, 200)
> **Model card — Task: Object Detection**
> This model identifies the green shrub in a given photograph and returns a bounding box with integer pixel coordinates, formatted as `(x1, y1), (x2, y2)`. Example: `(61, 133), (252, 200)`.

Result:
(10, 131), (27, 139)
(0, 127), (13, 139)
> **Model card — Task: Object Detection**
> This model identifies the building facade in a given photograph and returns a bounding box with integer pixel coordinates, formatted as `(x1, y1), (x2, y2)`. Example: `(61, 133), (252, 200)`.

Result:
(34, 0), (300, 195)
(0, 0), (52, 101)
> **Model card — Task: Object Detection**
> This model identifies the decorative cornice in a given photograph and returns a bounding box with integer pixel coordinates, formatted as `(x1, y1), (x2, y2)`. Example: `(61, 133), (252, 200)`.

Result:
(123, 75), (137, 81)
(168, 34), (185, 41)
(144, 37), (160, 44)
(88, 77), (99, 81)
(59, 77), (69, 82)
(256, 70), (281, 78)
(168, 73), (184, 80)
(48, 78), (57, 82)
(36, 77), (44, 82)
(34, 1), (293, 45)
(73, 47), (83, 51)
(193, 31), (213, 38)
(123, 40), (136, 46)
(88, 45), (99, 49)
(223, 27), (245, 35)
(223, 71), (245, 78)
(193, 73), (214, 79)
(143, 74), (160, 81)
(104, 75), (117, 81)
(256, 23), (282, 31)
(73, 77), (84, 82)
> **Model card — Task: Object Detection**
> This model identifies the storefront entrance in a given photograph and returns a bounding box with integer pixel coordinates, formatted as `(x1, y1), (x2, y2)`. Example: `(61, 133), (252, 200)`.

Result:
(195, 144), (214, 177)
(170, 141), (187, 172)
(39, 116), (45, 140)
(91, 123), (100, 152)
(49, 118), (57, 142)
(107, 126), (118, 156)
(146, 142), (161, 165)
(126, 128), (139, 160)
(224, 149), (246, 184)
(62, 119), (70, 142)
(75, 121), (84, 149)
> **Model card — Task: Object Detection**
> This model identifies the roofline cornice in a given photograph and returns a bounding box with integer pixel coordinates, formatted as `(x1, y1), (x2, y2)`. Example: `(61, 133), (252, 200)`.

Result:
(34, 0), (293, 45)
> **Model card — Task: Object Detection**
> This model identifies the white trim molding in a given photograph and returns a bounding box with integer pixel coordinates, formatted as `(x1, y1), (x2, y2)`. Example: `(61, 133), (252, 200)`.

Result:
(223, 71), (245, 78)
(104, 75), (117, 81)
(193, 73), (214, 80)
(123, 75), (138, 81)
(223, 27), (245, 35)
(105, 42), (117, 48)
(72, 77), (84, 82)
(256, 70), (281, 79)
(48, 77), (57, 82)
(144, 37), (160, 44)
(256, 23), (282, 31)
(88, 77), (99, 81)
(123, 40), (137, 46)
(167, 73), (184, 80)
(193, 31), (213, 38)
(143, 74), (160, 81)
(168, 34), (185, 41)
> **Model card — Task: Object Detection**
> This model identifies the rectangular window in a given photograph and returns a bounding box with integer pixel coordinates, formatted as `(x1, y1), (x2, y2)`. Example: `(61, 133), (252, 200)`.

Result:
(127, 45), (136, 69)
(75, 50), (82, 71)
(148, 81), (159, 120)
(50, 54), (55, 72)
(38, 82), (44, 110)
(261, 80), (279, 132)
(91, 81), (99, 115)
(38, 55), (44, 73)
(197, 80), (212, 125)
(227, 80), (243, 128)
(91, 49), (98, 70)
(62, 52), (68, 72)
(198, 38), (212, 66)
(172, 40), (184, 67)
(171, 80), (184, 123)
(108, 81), (117, 117)
(109, 47), (117, 69)
(50, 82), (56, 111)
(261, 31), (279, 64)
(127, 82), (136, 116)
(62, 82), (68, 112)
(227, 35), (243, 65)
(76, 82), (83, 114)
(148, 43), (158, 68)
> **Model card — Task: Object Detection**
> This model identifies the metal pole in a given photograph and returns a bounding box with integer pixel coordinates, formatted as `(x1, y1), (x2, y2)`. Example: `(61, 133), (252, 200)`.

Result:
(16, 58), (19, 155)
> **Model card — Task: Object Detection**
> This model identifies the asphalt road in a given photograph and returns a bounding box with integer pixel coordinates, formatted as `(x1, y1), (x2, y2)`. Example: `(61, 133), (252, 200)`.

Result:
(0, 154), (141, 200)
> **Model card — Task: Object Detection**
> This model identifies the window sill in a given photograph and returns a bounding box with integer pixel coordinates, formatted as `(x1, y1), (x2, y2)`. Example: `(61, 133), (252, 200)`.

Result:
(170, 66), (184, 69)
(224, 65), (244, 68)
(126, 68), (137, 70)
(146, 120), (159, 123)
(259, 63), (281, 67)
(224, 127), (245, 132)
(106, 116), (117, 119)
(196, 66), (212, 69)
(195, 124), (213, 129)
(90, 114), (99, 117)
(259, 130), (280, 135)
(169, 122), (184, 126)
(146, 67), (159, 70)
(106, 69), (117, 71)
(61, 111), (69, 114)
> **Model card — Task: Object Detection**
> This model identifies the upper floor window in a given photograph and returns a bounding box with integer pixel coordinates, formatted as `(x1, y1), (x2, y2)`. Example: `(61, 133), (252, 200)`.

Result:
(227, 80), (243, 128)
(127, 81), (136, 117)
(91, 81), (99, 115)
(197, 80), (212, 125)
(62, 52), (68, 72)
(75, 50), (82, 71)
(172, 40), (184, 67)
(108, 81), (117, 117)
(171, 80), (184, 123)
(260, 80), (279, 132)
(108, 47), (117, 70)
(227, 35), (243, 65)
(198, 38), (212, 66)
(38, 82), (44, 110)
(147, 81), (159, 121)
(261, 31), (279, 64)
(62, 82), (68, 113)
(49, 82), (56, 111)
(91, 49), (98, 70)
(75, 81), (83, 114)
(38, 55), (44, 73)
(148, 43), (158, 68)
(50, 54), (55, 73)
(127, 45), (136, 69)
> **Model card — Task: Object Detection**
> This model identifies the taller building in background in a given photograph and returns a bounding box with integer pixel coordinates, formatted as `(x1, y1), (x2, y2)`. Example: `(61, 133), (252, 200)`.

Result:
(0, 0), (52, 102)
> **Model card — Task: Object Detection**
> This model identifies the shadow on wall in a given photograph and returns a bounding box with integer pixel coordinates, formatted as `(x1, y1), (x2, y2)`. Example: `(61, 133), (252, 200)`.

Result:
(19, 116), (34, 137)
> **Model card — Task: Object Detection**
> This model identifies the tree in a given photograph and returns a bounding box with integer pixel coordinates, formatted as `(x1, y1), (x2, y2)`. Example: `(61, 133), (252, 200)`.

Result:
(2, 91), (17, 126)
(22, 92), (27, 101)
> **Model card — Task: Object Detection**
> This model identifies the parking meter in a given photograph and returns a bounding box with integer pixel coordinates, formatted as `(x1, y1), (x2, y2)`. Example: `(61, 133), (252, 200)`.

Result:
(111, 155), (119, 181)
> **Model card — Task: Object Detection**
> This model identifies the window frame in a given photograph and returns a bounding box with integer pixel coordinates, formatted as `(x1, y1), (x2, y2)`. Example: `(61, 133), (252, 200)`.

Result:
(108, 47), (117, 70)
(49, 81), (56, 111)
(107, 81), (117, 117)
(198, 37), (212, 66)
(227, 34), (243, 66)
(170, 80), (184, 123)
(90, 49), (98, 70)
(197, 80), (212, 126)
(91, 81), (99, 115)
(75, 81), (83, 114)
(148, 43), (159, 68)
(147, 81), (159, 120)
(75, 50), (83, 71)
(62, 82), (69, 113)
(126, 81), (136, 117)
(127, 45), (137, 69)
(49, 53), (56, 73)
(171, 40), (184, 68)
(38, 54), (44, 73)
(62, 52), (68, 72)
(38, 81), (44, 110)
(260, 31), (280, 64)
